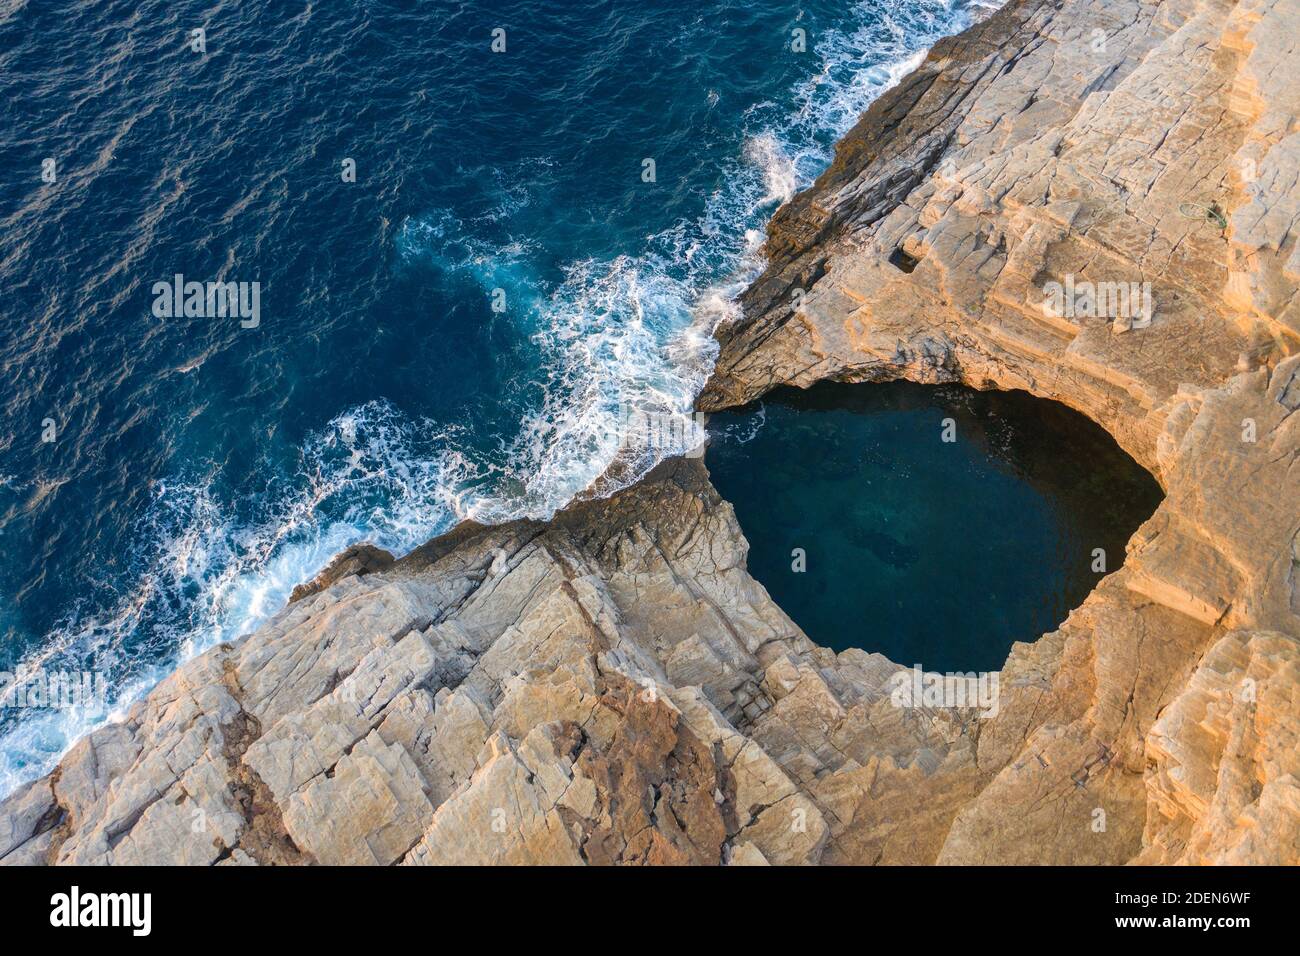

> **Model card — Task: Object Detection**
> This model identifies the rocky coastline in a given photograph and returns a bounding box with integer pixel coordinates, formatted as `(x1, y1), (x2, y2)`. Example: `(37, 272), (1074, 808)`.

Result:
(2, 0), (1296, 865)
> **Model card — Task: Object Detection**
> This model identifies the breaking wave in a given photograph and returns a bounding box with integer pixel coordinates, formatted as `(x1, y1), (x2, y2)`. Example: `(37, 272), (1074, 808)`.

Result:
(0, 0), (982, 796)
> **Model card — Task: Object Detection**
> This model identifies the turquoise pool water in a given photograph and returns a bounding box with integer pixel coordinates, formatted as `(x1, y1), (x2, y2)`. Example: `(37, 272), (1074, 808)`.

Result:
(705, 381), (1163, 672)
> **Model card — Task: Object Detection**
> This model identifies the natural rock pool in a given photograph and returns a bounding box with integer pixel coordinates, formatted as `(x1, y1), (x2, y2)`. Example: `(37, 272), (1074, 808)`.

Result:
(705, 381), (1164, 672)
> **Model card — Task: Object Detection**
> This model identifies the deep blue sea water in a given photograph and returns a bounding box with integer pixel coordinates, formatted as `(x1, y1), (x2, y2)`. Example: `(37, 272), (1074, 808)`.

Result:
(706, 383), (1164, 673)
(0, 0), (988, 795)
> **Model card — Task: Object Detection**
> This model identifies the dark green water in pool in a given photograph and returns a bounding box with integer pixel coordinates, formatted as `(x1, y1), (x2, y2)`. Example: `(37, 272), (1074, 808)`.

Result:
(705, 381), (1164, 672)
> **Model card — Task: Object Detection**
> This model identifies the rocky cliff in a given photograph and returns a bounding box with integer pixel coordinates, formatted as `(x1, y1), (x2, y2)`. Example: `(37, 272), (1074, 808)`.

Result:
(3, 0), (1297, 865)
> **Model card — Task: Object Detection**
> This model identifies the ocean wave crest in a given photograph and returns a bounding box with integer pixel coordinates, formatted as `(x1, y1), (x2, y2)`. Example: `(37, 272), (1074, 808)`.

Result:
(0, 0), (981, 797)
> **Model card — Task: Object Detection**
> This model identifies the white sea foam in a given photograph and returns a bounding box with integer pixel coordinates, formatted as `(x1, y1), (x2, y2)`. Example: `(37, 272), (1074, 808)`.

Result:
(746, 132), (799, 208)
(0, 0), (982, 798)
